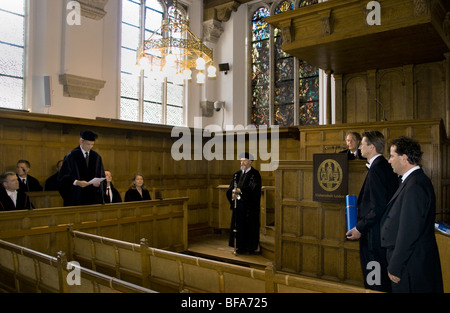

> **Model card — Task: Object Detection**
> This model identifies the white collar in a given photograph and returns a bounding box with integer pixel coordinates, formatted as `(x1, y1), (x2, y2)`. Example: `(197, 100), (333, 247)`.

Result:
(242, 167), (251, 174)
(366, 154), (382, 168)
(80, 145), (89, 156)
(401, 166), (420, 182)
(6, 189), (17, 197)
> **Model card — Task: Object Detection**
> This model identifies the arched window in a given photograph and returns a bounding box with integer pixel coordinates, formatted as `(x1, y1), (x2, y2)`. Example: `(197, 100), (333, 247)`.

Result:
(250, 0), (320, 127)
(120, 0), (185, 126)
(0, 0), (25, 110)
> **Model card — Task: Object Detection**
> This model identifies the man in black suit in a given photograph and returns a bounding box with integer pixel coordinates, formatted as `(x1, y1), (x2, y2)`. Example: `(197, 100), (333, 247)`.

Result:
(0, 171), (33, 211)
(103, 170), (122, 203)
(44, 160), (63, 191)
(381, 136), (443, 293)
(58, 130), (105, 206)
(346, 130), (398, 292)
(16, 160), (43, 192)
(340, 131), (366, 160)
(226, 152), (262, 255)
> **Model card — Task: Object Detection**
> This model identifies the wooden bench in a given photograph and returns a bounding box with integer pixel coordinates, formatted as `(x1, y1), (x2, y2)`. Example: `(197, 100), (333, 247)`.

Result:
(0, 239), (157, 293)
(0, 197), (189, 257)
(67, 228), (376, 293)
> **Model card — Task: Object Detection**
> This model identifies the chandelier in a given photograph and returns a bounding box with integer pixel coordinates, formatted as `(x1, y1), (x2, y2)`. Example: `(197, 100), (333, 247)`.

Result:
(136, 0), (216, 85)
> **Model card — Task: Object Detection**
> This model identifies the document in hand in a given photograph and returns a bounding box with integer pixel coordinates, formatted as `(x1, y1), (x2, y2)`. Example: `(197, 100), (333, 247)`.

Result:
(88, 177), (105, 185)
(345, 195), (357, 232)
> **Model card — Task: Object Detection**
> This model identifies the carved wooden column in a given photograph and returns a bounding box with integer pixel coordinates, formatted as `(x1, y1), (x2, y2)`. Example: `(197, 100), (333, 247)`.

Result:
(325, 70), (332, 124)
(445, 53), (450, 137)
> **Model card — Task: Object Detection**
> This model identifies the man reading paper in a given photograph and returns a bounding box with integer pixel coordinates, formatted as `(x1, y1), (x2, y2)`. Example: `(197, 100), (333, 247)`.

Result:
(58, 130), (106, 206)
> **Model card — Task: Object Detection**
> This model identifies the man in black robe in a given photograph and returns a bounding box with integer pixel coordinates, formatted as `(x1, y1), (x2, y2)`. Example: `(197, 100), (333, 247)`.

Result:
(226, 152), (262, 255)
(58, 130), (105, 206)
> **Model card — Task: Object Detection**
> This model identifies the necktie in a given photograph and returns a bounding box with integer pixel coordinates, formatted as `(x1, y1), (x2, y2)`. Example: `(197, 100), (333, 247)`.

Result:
(85, 152), (89, 167)
(106, 187), (111, 202)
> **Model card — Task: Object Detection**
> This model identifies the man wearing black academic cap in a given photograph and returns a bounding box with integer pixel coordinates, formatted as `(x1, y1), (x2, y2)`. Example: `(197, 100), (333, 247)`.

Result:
(226, 152), (262, 254)
(58, 130), (105, 206)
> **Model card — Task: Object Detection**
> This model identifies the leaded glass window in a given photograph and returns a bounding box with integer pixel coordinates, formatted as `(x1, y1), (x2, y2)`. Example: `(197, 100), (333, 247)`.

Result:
(250, 7), (270, 126)
(274, 0), (294, 126)
(120, 0), (185, 126)
(0, 0), (25, 110)
(250, 0), (320, 127)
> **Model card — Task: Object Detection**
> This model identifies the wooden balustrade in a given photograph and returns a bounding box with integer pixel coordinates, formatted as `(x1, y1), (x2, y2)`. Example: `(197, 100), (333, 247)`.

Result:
(0, 239), (156, 293)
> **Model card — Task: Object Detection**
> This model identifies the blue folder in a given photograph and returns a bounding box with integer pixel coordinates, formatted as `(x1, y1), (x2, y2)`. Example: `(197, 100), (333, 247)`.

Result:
(345, 195), (357, 232)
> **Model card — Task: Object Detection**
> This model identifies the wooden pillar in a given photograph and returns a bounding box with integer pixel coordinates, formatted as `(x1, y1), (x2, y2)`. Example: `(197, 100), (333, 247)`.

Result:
(445, 53), (450, 137)
(325, 70), (332, 124)
(334, 74), (343, 124)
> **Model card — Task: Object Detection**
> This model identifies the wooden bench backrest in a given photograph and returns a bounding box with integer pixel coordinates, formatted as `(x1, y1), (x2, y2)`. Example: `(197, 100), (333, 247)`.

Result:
(0, 239), (156, 293)
(68, 229), (375, 293)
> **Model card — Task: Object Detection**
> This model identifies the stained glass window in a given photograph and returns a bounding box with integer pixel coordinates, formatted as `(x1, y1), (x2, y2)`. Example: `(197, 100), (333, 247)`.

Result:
(0, 0), (25, 110)
(250, 0), (320, 127)
(120, 0), (185, 126)
(274, 0), (294, 126)
(251, 7), (270, 126)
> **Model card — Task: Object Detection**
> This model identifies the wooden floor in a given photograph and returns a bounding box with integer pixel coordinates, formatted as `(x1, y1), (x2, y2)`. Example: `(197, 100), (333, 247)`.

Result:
(187, 233), (273, 270)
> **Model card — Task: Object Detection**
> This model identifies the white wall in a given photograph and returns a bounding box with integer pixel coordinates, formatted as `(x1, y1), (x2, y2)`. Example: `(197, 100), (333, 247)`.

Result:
(25, 0), (249, 129)
(27, 0), (120, 119)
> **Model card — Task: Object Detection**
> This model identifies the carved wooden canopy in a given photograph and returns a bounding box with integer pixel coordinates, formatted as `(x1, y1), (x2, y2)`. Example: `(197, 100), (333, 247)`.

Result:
(264, 0), (450, 74)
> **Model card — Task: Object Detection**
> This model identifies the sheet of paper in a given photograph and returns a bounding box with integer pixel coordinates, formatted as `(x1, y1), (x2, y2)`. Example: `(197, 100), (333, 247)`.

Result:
(88, 177), (105, 185)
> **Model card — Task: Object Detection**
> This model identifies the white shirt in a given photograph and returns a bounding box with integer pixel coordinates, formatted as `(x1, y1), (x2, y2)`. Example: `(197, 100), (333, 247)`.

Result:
(6, 189), (17, 207)
(366, 154), (382, 169)
(401, 165), (420, 183)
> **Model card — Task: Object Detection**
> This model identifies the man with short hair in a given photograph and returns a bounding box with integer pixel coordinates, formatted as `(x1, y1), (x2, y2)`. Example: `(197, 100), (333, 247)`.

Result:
(381, 136), (443, 293)
(58, 130), (105, 206)
(0, 171), (33, 211)
(346, 130), (398, 292)
(16, 159), (43, 192)
(226, 152), (262, 255)
(340, 131), (365, 160)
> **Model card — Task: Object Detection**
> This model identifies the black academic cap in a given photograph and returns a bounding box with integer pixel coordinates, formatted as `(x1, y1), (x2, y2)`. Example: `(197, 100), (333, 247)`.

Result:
(80, 130), (98, 141)
(239, 152), (254, 161)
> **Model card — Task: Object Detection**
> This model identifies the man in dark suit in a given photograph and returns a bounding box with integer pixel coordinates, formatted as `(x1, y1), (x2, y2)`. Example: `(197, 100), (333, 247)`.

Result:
(58, 130), (105, 206)
(346, 130), (398, 292)
(340, 131), (366, 160)
(103, 170), (122, 203)
(381, 136), (443, 293)
(226, 152), (262, 255)
(44, 160), (63, 191)
(16, 160), (43, 192)
(0, 171), (33, 211)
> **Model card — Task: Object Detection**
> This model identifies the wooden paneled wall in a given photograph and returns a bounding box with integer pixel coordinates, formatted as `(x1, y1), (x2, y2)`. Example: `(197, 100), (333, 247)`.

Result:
(0, 110), (299, 234)
(298, 119), (450, 218)
(335, 61), (449, 134)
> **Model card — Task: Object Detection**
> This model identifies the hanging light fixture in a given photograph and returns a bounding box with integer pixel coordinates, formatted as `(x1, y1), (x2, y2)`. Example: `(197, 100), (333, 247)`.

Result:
(136, 0), (216, 85)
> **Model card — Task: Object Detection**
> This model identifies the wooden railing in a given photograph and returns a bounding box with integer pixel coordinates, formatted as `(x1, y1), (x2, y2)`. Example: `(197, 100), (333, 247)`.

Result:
(68, 229), (375, 293)
(0, 239), (156, 293)
(0, 198), (189, 257)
